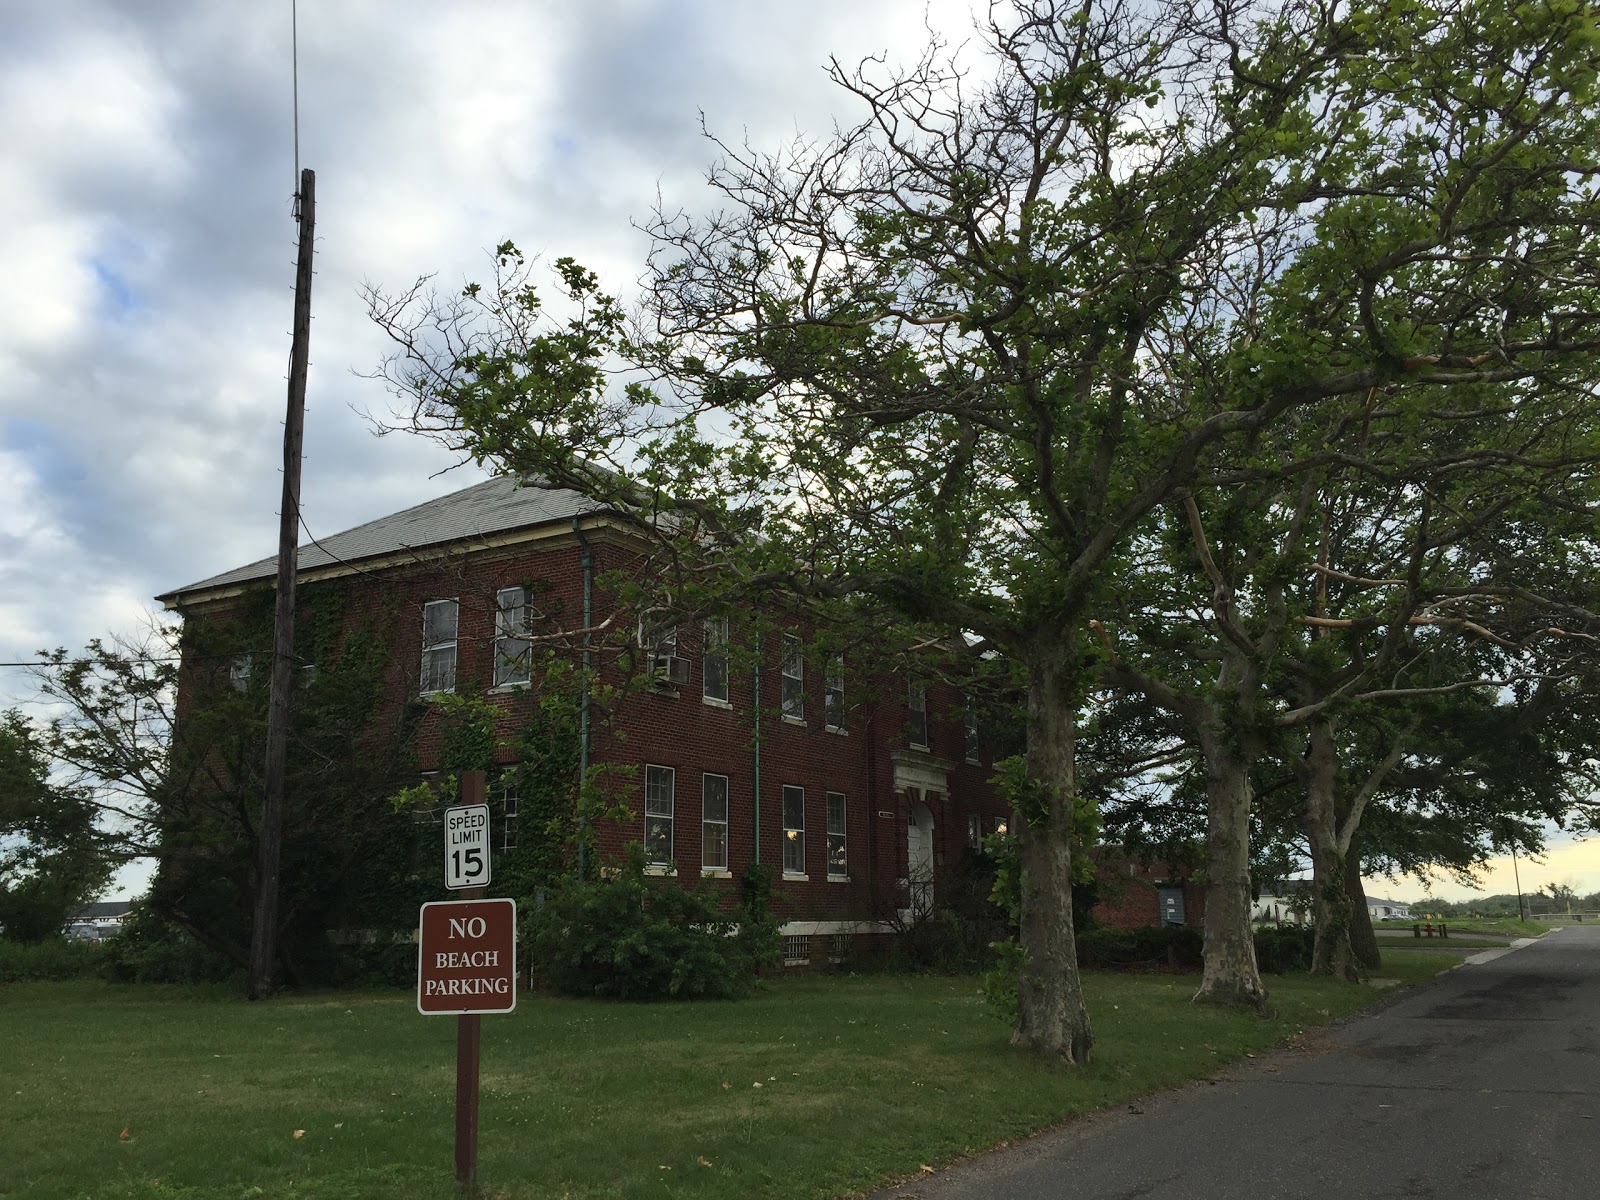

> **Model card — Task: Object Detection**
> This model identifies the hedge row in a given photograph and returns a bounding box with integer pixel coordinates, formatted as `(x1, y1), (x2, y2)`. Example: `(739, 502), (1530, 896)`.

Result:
(1073, 923), (1316, 974)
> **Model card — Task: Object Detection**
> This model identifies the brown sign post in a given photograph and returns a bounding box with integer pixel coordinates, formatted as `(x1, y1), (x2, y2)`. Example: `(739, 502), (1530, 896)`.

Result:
(418, 769), (516, 1191)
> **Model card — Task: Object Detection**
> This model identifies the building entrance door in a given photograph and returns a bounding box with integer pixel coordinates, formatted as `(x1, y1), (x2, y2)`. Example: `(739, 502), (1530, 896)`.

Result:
(906, 802), (934, 919)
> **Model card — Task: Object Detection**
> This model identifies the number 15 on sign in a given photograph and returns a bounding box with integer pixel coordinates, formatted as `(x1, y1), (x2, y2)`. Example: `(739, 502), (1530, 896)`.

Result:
(445, 803), (491, 890)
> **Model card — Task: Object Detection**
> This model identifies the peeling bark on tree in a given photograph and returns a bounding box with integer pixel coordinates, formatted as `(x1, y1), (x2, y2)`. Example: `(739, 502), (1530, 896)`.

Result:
(1302, 721), (1358, 980)
(1012, 649), (1093, 1065)
(1194, 739), (1270, 1011)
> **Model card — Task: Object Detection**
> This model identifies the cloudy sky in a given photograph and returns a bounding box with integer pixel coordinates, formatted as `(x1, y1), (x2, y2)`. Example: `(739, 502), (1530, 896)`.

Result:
(3, 2), (1593, 904)
(0, 0), (979, 702)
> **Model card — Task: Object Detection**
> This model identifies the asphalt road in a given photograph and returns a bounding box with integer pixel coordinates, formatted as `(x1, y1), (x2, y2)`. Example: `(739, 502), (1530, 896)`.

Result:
(876, 926), (1600, 1200)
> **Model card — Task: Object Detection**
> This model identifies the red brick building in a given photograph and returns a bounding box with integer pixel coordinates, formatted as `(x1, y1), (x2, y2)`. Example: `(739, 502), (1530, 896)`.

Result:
(158, 475), (1013, 963)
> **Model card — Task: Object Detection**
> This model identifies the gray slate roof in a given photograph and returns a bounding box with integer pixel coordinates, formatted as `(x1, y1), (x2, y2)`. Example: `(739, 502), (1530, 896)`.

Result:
(159, 475), (605, 604)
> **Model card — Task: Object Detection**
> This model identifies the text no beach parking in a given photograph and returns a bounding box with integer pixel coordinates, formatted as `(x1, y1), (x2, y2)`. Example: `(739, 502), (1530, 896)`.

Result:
(417, 897), (517, 1015)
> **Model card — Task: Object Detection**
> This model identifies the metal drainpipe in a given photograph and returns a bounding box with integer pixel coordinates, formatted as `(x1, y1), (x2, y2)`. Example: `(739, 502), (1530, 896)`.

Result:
(572, 518), (594, 882)
(751, 659), (761, 865)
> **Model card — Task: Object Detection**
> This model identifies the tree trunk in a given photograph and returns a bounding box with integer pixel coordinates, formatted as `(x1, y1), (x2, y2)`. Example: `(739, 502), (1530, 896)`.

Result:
(1345, 834), (1381, 970)
(1011, 644), (1093, 1065)
(1302, 719), (1357, 979)
(1194, 734), (1270, 1011)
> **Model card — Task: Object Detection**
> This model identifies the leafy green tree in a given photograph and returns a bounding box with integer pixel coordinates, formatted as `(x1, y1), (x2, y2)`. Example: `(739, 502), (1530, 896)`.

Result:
(372, 1), (1600, 1050)
(35, 597), (431, 984)
(0, 710), (112, 942)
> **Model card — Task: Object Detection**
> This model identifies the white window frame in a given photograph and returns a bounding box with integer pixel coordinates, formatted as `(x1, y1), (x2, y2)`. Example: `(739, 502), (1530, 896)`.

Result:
(781, 635), (804, 720)
(908, 681), (929, 749)
(824, 654), (845, 731)
(702, 772), (730, 873)
(825, 791), (847, 879)
(501, 783), (519, 850)
(967, 813), (982, 851)
(644, 764), (675, 866)
(494, 586), (532, 688)
(702, 616), (730, 705)
(420, 599), (459, 695)
(782, 785), (806, 876)
(784, 934), (810, 965)
(229, 654), (253, 692)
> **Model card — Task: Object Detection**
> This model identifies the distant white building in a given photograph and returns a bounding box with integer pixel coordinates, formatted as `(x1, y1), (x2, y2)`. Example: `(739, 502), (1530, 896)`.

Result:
(1366, 897), (1414, 921)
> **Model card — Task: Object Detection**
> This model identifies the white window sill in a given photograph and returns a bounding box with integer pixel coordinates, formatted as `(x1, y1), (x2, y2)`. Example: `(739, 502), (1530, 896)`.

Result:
(909, 742), (930, 752)
(827, 874), (850, 884)
(648, 686), (681, 698)
(781, 714), (807, 727)
(644, 865), (678, 877)
(701, 868), (732, 879)
(419, 688), (456, 699)
(783, 958), (810, 967)
(702, 696), (733, 710)
(824, 725), (848, 736)
(783, 872), (810, 882)
(965, 757), (981, 766)
(487, 682), (531, 695)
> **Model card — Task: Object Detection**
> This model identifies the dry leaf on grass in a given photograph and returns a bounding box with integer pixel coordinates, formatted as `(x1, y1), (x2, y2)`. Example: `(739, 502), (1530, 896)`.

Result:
(292, 1130), (305, 1140)
(697, 1156), (713, 1168)
(119, 1128), (130, 1142)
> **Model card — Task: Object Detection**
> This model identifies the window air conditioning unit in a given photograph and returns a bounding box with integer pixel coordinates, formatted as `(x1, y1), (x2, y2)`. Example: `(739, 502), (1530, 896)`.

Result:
(653, 656), (691, 685)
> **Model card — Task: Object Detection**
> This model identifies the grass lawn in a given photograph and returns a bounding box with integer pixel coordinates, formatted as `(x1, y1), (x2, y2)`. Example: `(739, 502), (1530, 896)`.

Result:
(1, 962), (1456, 1200)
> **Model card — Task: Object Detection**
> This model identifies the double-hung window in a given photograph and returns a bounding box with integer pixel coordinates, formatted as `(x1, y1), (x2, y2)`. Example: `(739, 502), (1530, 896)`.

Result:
(702, 773), (729, 872)
(501, 784), (519, 850)
(421, 599), (458, 695)
(826, 791), (847, 878)
(908, 681), (929, 749)
(645, 765), (675, 866)
(780, 635), (804, 719)
(782, 785), (805, 875)
(229, 655), (253, 692)
(964, 696), (980, 763)
(824, 655), (845, 730)
(494, 587), (531, 687)
(703, 616), (730, 704)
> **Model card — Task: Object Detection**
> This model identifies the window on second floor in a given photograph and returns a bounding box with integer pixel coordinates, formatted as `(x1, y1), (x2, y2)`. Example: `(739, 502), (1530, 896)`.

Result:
(824, 655), (845, 730)
(229, 655), (253, 692)
(964, 696), (980, 763)
(908, 681), (929, 749)
(421, 599), (458, 695)
(703, 616), (730, 704)
(494, 587), (531, 687)
(781, 635), (804, 720)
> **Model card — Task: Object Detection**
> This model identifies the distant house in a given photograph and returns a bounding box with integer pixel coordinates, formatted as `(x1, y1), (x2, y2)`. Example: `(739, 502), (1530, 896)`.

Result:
(1089, 851), (1206, 931)
(1366, 897), (1414, 921)
(1253, 879), (1314, 925)
(67, 901), (133, 940)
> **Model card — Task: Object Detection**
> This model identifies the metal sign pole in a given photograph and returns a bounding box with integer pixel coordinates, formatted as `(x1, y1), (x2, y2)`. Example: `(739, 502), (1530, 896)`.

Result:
(455, 769), (486, 1191)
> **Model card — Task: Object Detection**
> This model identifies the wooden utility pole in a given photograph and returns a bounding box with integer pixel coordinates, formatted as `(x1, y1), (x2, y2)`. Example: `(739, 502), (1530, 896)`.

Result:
(248, 167), (316, 1000)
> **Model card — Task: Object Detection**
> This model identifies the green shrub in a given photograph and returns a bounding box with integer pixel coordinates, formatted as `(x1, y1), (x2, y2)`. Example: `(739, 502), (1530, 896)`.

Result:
(525, 850), (779, 1000)
(1076, 925), (1206, 969)
(0, 937), (108, 982)
(1253, 924), (1317, 974)
(102, 906), (236, 985)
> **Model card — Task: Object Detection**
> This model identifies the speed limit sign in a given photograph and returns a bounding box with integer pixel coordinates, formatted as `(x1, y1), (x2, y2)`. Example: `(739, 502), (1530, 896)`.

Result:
(444, 803), (491, 890)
